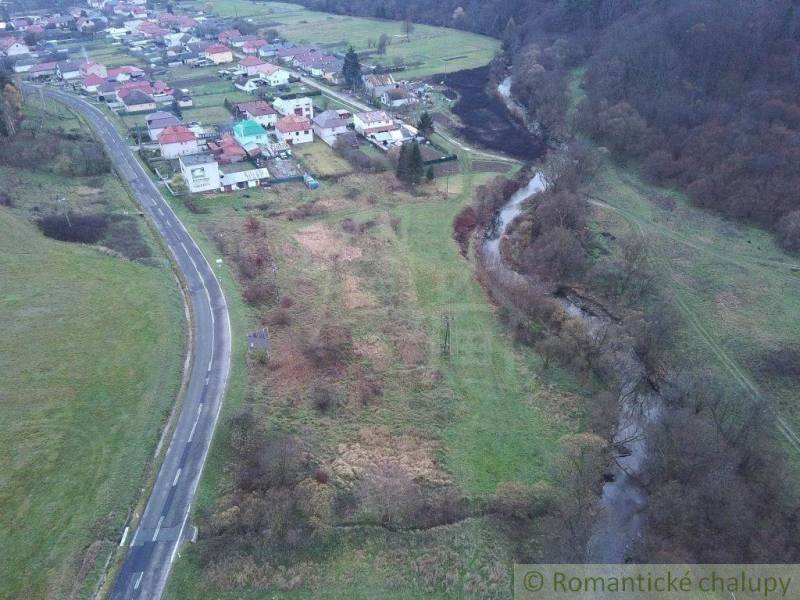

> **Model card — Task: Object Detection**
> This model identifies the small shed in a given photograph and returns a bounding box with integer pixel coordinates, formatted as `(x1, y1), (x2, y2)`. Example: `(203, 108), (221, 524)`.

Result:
(247, 328), (271, 354)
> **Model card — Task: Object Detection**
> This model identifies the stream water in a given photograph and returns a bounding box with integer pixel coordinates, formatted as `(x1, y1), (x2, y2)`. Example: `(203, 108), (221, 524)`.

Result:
(481, 89), (658, 558)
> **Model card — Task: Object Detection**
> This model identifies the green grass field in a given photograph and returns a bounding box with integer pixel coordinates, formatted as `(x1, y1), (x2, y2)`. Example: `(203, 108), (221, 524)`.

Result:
(159, 142), (579, 596)
(0, 97), (186, 597)
(590, 163), (800, 432)
(212, 0), (500, 78)
(0, 203), (183, 598)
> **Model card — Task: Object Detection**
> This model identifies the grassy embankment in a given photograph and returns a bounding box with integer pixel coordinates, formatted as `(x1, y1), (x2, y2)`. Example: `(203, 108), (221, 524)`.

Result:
(161, 138), (583, 597)
(566, 68), (800, 444)
(211, 0), (500, 79)
(0, 100), (184, 598)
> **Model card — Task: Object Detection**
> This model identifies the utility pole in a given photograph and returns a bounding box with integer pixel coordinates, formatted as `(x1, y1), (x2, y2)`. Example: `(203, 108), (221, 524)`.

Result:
(441, 313), (451, 358)
(57, 196), (71, 228)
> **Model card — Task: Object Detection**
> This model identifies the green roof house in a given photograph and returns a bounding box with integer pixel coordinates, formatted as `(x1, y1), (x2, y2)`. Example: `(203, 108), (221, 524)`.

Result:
(233, 119), (270, 146)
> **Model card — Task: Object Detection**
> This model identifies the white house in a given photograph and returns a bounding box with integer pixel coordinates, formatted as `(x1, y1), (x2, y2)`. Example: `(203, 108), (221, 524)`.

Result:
(353, 110), (394, 136)
(220, 163), (272, 191)
(180, 153), (221, 193)
(203, 43), (233, 64)
(258, 63), (291, 87)
(0, 38), (30, 57)
(276, 114), (314, 145)
(312, 109), (352, 146)
(159, 125), (200, 158)
(273, 96), (314, 119)
(381, 85), (415, 108)
(56, 61), (81, 80)
(362, 73), (396, 98)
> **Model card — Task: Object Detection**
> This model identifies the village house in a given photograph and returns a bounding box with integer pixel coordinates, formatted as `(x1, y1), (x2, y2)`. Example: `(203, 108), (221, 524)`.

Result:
(220, 162), (272, 191)
(122, 89), (157, 113)
(13, 57), (37, 73)
(145, 110), (181, 139)
(180, 153), (221, 193)
(116, 81), (154, 103)
(28, 62), (58, 79)
(381, 85), (415, 108)
(258, 62), (291, 87)
(159, 125), (199, 158)
(207, 133), (248, 164)
(203, 44), (233, 64)
(257, 42), (283, 59)
(233, 76), (260, 94)
(107, 65), (145, 82)
(275, 45), (318, 64)
(241, 39), (268, 55)
(56, 61), (81, 80)
(175, 90), (194, 108)
(0, 37), (30, 57)
(80, 60), (108, 78)
(353, 110), (395, 136)
(217, 29), (240, 44)
(276, 114), (314, 145)
(238, 55), (263, 76)
(312, 109), (352, 146)
(233, 119), (271, 146)
(363, 73), (396, 98)
(81, 74), (106, 94)
(273, 95), (314, 119)
(236, 100), (278, 128)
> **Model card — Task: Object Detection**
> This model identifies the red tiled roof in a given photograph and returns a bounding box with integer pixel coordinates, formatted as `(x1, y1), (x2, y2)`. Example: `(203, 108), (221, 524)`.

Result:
(237, 100), (276, 117)
(276, 115), (311, 133)
(82, 74), (105, 86)
(159, 125), (196, 144)
(239, 55), (264, 67)
(205, 44), (230, 55)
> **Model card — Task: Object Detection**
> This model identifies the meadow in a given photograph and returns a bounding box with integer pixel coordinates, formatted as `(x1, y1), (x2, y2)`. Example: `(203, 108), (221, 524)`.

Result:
(211, 0), (500, 79)
(0, 100), (185, 597)
(160, 145), (581, 597)
(589, 163), (800, 437)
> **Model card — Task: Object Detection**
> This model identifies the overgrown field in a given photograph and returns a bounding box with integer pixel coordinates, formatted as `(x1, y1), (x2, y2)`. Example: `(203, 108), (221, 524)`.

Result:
(209, 0), (500, 79)
(163, 150), (582, 597)
(0, 103), (184, 597)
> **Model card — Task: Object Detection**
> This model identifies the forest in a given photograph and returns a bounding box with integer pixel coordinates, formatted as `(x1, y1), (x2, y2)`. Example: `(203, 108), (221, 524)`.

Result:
(294, 0), (800, 250)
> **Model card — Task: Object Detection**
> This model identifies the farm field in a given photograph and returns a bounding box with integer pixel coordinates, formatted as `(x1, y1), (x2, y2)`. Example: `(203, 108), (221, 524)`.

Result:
(0, 111), (185, 598)
(162, 149), (580, 597)
(210, 0), (500, 79)
(589, 163), (800, 434)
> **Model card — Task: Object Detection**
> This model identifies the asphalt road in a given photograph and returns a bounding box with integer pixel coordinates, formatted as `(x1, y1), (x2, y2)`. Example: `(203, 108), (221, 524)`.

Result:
(29, 85), (232, 599)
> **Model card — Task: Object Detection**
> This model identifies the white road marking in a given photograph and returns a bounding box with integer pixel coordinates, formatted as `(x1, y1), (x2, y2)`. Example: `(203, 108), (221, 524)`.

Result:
(133, 572), (144, 590)
(172, 468), (181, 487)
(152, 516), (164, 541)
(119, 526), (129, 547)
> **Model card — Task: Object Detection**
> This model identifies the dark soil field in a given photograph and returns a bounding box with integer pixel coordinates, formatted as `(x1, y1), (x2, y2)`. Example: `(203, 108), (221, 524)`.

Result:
(438, 66), (547, 160)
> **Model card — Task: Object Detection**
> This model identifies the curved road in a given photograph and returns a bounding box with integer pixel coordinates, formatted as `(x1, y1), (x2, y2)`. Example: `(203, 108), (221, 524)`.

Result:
(29, 85), (232, 599)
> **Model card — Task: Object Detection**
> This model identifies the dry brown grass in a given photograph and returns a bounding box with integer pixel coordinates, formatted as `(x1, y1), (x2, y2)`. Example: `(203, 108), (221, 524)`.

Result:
(329, 426), (450, 487)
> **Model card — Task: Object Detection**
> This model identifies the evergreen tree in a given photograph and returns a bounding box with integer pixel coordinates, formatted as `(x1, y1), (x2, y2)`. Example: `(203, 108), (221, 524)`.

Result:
(425, 165), (435, 181)
(395, 142), (410, 182)
(417, 111), (434, 137)
(502, 17), (517, 52)
(409, 140), (424, 185)
(342, 47), (363, 90)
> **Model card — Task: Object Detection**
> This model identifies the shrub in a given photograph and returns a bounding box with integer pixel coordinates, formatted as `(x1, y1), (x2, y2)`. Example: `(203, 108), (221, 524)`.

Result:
(37, 213), (108, 244)
(243, 282), (278, 305)
(0, 192), (13, 207)
(310, 384), (338, 413)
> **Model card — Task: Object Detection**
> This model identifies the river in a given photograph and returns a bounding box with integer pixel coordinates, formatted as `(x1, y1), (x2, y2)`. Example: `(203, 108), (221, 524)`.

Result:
(481, 82), (657, 559)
